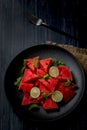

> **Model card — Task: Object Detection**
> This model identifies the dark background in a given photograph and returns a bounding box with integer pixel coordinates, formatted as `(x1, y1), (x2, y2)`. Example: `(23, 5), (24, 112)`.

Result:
(0, 0), (87, 130)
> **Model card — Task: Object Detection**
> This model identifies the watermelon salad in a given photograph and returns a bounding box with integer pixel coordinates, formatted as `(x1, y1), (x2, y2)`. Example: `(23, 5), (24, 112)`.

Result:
(14, 56), (77, 111)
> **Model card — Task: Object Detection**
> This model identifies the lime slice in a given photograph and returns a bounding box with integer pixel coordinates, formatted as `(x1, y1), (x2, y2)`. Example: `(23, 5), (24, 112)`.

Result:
(49, 66), (59, 77)
(30, 87), (40, 98)
(33, 57), (39, 68)
(51, 90), (63, 102)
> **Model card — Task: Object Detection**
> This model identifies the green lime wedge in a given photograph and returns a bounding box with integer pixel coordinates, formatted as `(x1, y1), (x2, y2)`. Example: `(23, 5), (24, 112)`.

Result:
(30, 87), (40, 98)
(51, 90), (63, 102)
(49, 66), (59, 77)
(33, 57), (39, 68)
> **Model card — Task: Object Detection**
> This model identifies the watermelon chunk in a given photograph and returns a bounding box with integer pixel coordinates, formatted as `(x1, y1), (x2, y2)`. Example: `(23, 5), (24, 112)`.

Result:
(65, 84), (77, 90)
(22, 94), (39, 106)
(43, 98), (58, 109)
(58, 84), (76, 103)
(38, 79), (49, 87)
(63, 88), (76, 103)
(26, 56), (39, 72)
(58, 66), (73, 81)
(36, 68), (46, 77)
(39, 58), (52, 73)
(19, 83), (34, 94)
(48, 77), (59, 92)
(21, 69), (39, 83)
(39, 83), (50, 94)
(58, 75), (68, 82)
(38, 79), (51, 92)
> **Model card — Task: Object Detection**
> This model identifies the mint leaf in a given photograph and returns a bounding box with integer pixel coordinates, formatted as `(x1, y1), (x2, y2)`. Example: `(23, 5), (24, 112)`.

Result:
(21, 59), (26, 73)
(42, 74), (52, 79)
(64, 79), (72, 86)
(43, 74), (49, 79)
(28, 104), (39, 110)
(52, 57), (58, 64)
(42, 93), (51, 99)
(52, 58), (65, 66)
(57, 61), (65, 66)
(14, 76), (22, 87)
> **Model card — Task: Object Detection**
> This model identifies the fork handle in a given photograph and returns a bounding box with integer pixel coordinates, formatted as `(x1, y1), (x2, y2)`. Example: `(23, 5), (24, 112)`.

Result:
(42, 22), (87, 44)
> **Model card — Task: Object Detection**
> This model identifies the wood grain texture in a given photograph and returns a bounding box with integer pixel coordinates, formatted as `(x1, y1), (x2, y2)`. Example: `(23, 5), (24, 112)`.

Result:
(0, 0), (87, 130)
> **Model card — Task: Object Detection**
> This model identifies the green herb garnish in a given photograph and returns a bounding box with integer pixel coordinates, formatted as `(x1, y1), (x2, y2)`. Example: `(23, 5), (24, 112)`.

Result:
(14, 76), (22, 87)
(52, 58), (65, 66)
(21, 59), (26, 73)
(42, 74), (52, 79)
(42, 93), (51, 99)
(42, 74), (49, 79)
(64, 79), (72, 86)
(57, 61), (65, 66)
(28, 104), (39, 110)
(52, 57), (58, 64)
(33, 57), (39, 68)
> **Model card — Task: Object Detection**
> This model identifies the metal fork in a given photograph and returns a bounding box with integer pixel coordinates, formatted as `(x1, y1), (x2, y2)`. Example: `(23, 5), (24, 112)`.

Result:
(26, 13), (86, 43)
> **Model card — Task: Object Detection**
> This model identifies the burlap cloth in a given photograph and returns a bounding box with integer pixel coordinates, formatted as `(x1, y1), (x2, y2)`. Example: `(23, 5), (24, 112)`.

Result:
(45, 41), (87, 74)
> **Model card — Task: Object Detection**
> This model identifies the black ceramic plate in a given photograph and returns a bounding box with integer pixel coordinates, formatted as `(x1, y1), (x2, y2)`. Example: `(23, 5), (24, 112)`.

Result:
(4, 44), (85, 122)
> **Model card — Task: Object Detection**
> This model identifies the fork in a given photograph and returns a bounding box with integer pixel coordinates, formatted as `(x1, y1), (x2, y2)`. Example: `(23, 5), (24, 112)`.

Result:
(26, 13), (86, 43)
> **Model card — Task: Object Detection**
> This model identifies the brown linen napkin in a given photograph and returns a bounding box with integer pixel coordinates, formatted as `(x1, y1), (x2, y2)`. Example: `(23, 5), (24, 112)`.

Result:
(45, 41), (87, 74)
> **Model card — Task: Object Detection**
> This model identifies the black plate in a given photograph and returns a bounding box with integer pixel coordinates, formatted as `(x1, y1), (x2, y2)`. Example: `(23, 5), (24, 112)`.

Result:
(4, 44), (85, 122)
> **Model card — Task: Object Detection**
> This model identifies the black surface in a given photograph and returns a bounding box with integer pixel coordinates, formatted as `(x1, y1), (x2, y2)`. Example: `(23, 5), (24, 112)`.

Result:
(4, 44), (85, 123)
(0, 0), (87, 130)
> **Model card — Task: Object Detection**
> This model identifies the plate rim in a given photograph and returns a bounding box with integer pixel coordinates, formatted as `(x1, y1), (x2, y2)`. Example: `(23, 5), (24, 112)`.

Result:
(4, 44), (86, 122)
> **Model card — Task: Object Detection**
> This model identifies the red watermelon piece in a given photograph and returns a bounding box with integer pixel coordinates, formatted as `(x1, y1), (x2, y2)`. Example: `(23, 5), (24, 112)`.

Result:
(58, 75), (68, 82)
(63, 88), (76, 103)
(21, 69), (39, 83)
(39, 83), (50, 94)
(22, 94), (39, 106)
(58, 66), (73, 81)
(26, 58), (35, 72)
(39, 58), (52, 73)
(37, 95), (44, 103)
(36, 68), (46, 77)
(43, 98), (58, 109)
(38, 79), (51, 92)
(19, 83), (34, 93)
(58, 84), (76, 103)
(26, 56), (39, 72)
(48, 77), (59, 92)
(38, 79), (49, 88)
(66, 84), (77, 90)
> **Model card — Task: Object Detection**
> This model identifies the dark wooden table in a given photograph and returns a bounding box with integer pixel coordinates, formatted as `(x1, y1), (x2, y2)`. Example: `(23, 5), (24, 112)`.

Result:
(0, 0), (87, 130)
